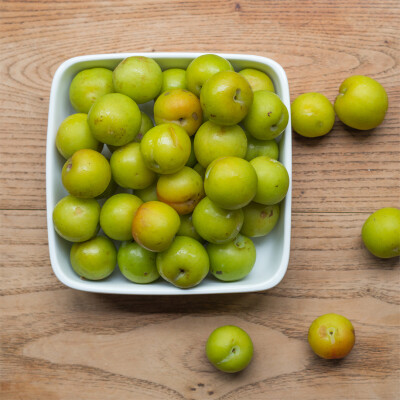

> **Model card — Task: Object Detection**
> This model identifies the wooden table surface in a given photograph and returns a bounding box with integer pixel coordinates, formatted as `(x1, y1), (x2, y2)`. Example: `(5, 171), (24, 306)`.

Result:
(1, 1), (399, 399)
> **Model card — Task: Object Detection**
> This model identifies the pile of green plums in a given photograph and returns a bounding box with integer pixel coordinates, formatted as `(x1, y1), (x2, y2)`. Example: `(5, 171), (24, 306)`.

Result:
(53, 54), (290, 289)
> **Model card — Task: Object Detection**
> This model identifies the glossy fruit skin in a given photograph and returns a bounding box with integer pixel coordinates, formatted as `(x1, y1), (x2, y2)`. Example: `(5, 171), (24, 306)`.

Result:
(245, 134), (279, 161)
(334, 75), (388, 130)
(194, 121), (247, 168)
(206, 325), (254, 373)
(192, 197), (244, 244)
(308, 314), (355, 359)
(243, 90), (289, 140)
(53, 195), (100, 242)
(241, 203), (280, 237)
(70, 236), (117, 280)
(200, 71), (253, 126)
(140, 123), (191, 174)
(186, 54), (234, 97)
(100, 193), (143, 241)
(177, 214), (203, 242)
(361, 207), (400, 258)
(154, 89), (202, 136)
(157, 166), (204, 215)
(208, 234), (256, 281)
(291, 93), (335, 138)
(56, 113), (102, 159)
(135, 181), (159, 203)
(113, 56), (163, 104)
(204, 156), (257, 210)
(87, 93), (142, 146)
(160, 68), (187, 93)
(69, 67), (114, 113)
(110, 142), (156, 189)
(62, 149), (111, 198)
(238, 68), (275, 92)
(118, 241), (159, 283)
(250, 156), (289, 205)
(132, 201), (181, 252)
(156, 236), (209, 288)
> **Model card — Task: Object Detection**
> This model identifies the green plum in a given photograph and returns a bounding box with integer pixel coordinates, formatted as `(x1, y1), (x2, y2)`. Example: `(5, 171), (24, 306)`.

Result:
(291, 93), (335, 138)
(135, 181), (159, 203)
(240, 203), (280, 237)
(140, 123), (191, 174)
(177, 214), (203, 242)
(157, 166), (204, 215)
(238, 68), (275, 92)
(113, 56), (162, 104)
(206, 325), (254, 373)
(156, 236), (209, 288)
(243, 90), (289, 140)
(62, 149), (111, 198)
(192, 197), (244, 244)
(362, 207), (400, 258)
(154, 89), (202, 136)
(208, 234), (256, 281)
(53, 195), (100, 242)
(160, 68), (187, 93)
(132, 201), (180, 252)
(100, 193), (143, 241)
(334, 75), (388, 130)
(70, 236), (116, 280)
(200, 71), (253, 126)
(250, 156), (289, 205)
(95, 177), (117, 200)
(186, 54), (234, 97)
(185, 137), (197, 167)
(87, 93), (142, 146)
(245, 134), (279, 161)
(69, 67), (114, 113)
(110, 142), (156, 189)
(204, 156), (257, 210)
(193, 163), (206, 180)
(118, 241), (159, 283)
(56, 113), (102, 159)
(194, 121), (247, 168)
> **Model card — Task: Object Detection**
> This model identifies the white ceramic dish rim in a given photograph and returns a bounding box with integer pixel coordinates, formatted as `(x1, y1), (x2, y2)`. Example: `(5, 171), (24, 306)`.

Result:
(46, 52), (292, 295)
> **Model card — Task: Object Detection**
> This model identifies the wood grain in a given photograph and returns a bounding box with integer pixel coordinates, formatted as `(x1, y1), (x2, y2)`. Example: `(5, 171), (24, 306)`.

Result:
(0, 0), (399, 399)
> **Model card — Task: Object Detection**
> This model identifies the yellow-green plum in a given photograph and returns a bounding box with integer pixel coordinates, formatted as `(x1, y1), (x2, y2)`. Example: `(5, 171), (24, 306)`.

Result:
(361, 207), (400, 258)
(208, 234), (256, 281)
(192, 197), (244, 244)
(243, 90), (289, 140)
(87, 93), (141, 146)
(194, 121), (247, 168)
(193, 163), (206, 180)
(250, 156), (289, 205)
(200, 71), (253, 126)
(140, 123), (191, 174)
(185, 137), (197, 167)
(132, 201), (180, 252)
(110, 142), (156, 189)
(95, 178), (117, 200)
(118, 241), (159, 284)
(135, 181), (159, 203)
(100, 193), (143, 241)
(308, 313), (355, 359)
(206, 325), (254, 373)
(69, 67), (114, 113)
(160, 68), (187, 93)
(245, 134), (279, 161)
(334, 75), (388, 130)
(70, 236), (116, 280)
(154, 89), (202, 136)
(238, 68), (275, 92)
(186, 54), (234, 97)
(291, 93), (335, 138)
(56, 113), (102, 159)
(177, 214), (203, 242)
(113, 56), (163, 104)
(240, 203), (280, 237)
(156, 236), (209, 288)
(157, 166), (204, 215)
(53, 195), (100, 242)
(204, 156), (257, 210)
(62, 149), (111, 198)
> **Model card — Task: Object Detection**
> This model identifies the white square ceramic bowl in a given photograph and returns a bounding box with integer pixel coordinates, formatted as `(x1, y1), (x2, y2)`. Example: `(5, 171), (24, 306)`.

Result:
(46, 52), (291, 295)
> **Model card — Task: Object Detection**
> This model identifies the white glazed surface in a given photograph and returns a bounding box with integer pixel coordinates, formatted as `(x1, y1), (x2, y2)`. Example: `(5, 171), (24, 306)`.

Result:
(46, 53), (292, 295)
